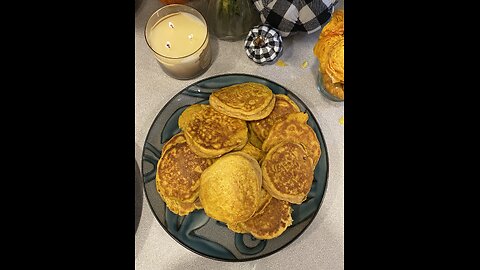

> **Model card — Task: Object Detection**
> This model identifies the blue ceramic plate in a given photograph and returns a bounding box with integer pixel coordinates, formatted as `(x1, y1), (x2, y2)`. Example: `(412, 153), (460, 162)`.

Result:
(135, 159), (143, 234)
(142, 74), (329, 261)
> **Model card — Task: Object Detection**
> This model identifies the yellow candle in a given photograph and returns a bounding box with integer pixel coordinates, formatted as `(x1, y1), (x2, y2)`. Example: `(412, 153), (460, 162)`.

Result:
(149, 12), (207, 58)
(145, 5), (212, 79)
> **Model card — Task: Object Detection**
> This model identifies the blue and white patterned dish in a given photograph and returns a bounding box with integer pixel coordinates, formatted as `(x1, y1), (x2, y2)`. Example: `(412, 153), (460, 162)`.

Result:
(142, 74), (329, 261)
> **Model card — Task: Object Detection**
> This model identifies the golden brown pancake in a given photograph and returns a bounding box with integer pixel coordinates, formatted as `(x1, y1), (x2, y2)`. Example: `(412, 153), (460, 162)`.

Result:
(160, 131), (187, 156)
(238, 142), (265, 162)
(249, 94), (301, 141)
(179, 104), (248, 158)
(262, 112), (321, 166)
(200, 152), (262, 224)
(178, 104), (205, 131)
(209, 82), (275, 121)
(241, 197), (293, 239)
(226, 188), (272, 233)
(262, 142), (314, 204)
(156, 133), (214, 216)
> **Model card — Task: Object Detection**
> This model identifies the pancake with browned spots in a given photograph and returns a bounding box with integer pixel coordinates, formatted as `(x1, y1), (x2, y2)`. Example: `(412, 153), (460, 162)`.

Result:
(262, 141), (314, 204)
(226, 188), (273, 233)
(241, 197), (292, 239)
(179, 104), (248, 158)
(156, 133), (214, 215)
(209, 82), (275, 121)
(249, 94), (300, 141)
(262, 112), (321, 166)
(178, 104), (204, 131)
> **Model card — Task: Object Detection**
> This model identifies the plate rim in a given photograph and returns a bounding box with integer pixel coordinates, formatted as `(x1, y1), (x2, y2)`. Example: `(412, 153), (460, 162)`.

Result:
(135, 159), (143, 234)
(141, 73), (330, 262)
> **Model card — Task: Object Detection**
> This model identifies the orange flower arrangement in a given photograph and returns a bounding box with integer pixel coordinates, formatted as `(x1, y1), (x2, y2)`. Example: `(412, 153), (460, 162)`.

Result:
(313, 10), (344, 101)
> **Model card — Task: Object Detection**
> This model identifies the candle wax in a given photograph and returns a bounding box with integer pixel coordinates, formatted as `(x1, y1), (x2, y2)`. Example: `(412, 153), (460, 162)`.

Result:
(149, 12), (207, 58)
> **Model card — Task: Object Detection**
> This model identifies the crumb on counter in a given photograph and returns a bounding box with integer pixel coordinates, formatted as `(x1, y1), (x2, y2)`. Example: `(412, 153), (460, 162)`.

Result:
(275, 60), (287, 67)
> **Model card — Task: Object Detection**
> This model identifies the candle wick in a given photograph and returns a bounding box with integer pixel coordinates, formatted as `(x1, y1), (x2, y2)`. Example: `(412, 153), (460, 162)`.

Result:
(168, 22), (174, 29)
(166, 41), (171, 49)
(188, 34), (193, 40)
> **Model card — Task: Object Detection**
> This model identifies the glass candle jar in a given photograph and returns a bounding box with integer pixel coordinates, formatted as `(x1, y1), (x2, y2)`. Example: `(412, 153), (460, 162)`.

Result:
(145, 4), (212, 80)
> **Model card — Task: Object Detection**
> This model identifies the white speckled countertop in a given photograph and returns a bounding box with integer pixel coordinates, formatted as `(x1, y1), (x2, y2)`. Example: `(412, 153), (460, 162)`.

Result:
(135, 1), (343, 269)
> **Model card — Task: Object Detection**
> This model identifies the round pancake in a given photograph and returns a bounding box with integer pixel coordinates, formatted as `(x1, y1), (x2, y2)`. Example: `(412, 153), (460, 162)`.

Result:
(249, 94), (301, 141)
(241, 197), (293, 239)
(326, 39), (344, 84)
(320, 10), (344, 38)
(156, 133), (214, 203)
(209, 82), (275, 120)
(238, 142), (265, 162)
(180, 105), (248, 158)
(226, 188), (272, 233)
(262, 142), (314, 204)
(178, 104), (205, 131)
(262, 112), (321, 166)
(160, 131), (187, 156)
(200, 152), (262, 224)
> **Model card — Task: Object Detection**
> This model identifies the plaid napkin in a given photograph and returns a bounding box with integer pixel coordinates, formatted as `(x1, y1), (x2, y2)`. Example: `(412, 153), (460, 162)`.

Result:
(252, 0), (338, 37)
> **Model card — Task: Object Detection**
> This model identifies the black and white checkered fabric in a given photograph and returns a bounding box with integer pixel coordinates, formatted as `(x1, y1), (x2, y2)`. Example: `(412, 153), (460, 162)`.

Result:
(252, 0), (337, 37)
(244, 25), (283, 64)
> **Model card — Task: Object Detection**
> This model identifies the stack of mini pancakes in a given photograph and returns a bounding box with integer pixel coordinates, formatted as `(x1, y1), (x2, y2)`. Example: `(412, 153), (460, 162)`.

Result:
(156, 82), (321, 239)
(313, 10), (344, 100)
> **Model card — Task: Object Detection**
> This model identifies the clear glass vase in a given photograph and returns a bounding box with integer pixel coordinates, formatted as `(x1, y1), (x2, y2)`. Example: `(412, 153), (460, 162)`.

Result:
(206, 0), (260, 41)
